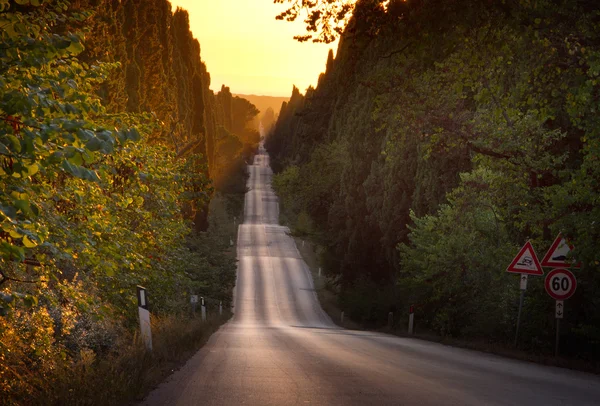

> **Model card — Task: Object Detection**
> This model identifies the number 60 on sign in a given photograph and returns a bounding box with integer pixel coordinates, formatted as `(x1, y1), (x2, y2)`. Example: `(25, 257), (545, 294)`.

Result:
(545, 269), (577, 300)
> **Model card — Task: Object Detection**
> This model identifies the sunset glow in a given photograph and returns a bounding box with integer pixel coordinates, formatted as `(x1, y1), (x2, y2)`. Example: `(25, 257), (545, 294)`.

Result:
(168, 0), (337, 96)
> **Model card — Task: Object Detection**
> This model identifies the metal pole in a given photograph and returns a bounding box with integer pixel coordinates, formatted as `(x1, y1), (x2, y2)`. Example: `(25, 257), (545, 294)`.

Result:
(514, 274), (527, 347)
(514, 290), (525, 347)
(555, 318), (560, 357)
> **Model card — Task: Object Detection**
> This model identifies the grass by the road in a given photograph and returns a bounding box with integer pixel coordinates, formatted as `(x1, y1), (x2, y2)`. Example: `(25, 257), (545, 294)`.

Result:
(37, 312), (231, 406)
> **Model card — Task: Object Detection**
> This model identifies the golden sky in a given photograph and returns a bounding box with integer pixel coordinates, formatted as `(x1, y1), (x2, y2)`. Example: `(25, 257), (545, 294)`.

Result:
(168, 0), (336, 97)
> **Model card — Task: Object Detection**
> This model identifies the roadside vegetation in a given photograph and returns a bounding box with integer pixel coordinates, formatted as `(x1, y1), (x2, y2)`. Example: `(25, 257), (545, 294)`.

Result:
(268, 0), (600, 365)
(0, 0), (257, 403)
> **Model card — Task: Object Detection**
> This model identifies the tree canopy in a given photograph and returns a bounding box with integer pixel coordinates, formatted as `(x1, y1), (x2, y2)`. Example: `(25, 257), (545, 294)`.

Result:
(0, 0), (259, 401)
(268, 0), (600, 359)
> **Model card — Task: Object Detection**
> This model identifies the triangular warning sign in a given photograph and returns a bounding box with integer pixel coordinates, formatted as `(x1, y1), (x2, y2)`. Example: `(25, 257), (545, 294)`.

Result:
(541, 233), (581, 268)
(507, 241), (544, 275)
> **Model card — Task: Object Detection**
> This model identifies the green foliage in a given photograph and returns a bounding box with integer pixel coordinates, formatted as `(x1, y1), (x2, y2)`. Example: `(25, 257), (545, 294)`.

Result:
(400, 169), (517, 338)
(269, 0), (600, 358)
(0, 0), (247, 401)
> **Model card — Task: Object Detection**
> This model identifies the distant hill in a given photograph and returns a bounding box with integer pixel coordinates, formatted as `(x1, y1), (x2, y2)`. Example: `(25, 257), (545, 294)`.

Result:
(234, 94), (289, 116)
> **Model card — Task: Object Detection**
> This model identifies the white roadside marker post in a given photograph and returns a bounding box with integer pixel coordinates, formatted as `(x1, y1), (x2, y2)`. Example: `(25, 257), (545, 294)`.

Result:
(408, 305), (415, 335)
(190, 294), (198, 316)
(219, 300), (223, 315)
(137, 286), (152, 351)
(340, 311), (345, 324)
(318, 267), (321, 278)
(201, 296), (206, 322)
(388, 312), (393, 330)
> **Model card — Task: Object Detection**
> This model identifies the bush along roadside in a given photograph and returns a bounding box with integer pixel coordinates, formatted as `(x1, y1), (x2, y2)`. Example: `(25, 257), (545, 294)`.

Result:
(0, 1), (247, 404)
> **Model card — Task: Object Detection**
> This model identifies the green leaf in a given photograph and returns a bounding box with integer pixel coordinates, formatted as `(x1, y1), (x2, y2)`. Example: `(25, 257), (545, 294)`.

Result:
(68, 152), (84, 166)
(62, 159), (82, 178)
(85, 137), (102, 151)
(66, 40), (84, 55)
(22, 235), (38, 248)
(127, 128), (141, 142)
(0, 205), (17, 221)
(26, 163), (39, 176)
(116, 129), (127, 144)
(29, 203), (39, 217)
(5, 135), (21, 153)
(76, 128), (94, 142)
(14, 200), (32, 216)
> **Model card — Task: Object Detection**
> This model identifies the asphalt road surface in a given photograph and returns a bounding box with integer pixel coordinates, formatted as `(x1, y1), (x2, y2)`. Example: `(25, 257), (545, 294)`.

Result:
(142, 144), (600, 406)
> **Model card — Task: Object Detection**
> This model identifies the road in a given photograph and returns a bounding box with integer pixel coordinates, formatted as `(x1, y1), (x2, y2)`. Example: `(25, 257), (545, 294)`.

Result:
(142, 144), (600, 405)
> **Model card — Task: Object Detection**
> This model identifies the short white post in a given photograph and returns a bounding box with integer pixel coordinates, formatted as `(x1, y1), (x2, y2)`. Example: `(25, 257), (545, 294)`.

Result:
(201, 297), (206, 321)
(302, 240), (305, 248)
(219, 301), (223, 315)
(408, 305), (415, 335)
(388, 312), (394, 329)
(318, 267), (321, 278)
(340, 311), (345, 324)
(137, 286), (152, 351)
(190, 294), (198, 315)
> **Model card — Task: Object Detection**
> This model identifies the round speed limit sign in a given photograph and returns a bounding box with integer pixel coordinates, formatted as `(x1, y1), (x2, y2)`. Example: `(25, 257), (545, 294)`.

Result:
(545, 269), (577, 300)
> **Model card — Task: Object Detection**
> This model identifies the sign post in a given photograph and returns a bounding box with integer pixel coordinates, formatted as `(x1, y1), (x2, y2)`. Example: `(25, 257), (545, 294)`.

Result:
(514, 275), (528, 347)
(541, 234), (580, 357)
(555, 300), (564, 319)
(544, 268), (577, 357)
(506, 241), (544, 346)
(137, 286), (152, 351)
(555, 300), (563, 357)
(201, 296), (206, 321)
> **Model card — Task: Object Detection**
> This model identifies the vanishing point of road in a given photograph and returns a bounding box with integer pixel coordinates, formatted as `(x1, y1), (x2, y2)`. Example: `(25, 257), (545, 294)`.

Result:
(142, 144), (600, 405)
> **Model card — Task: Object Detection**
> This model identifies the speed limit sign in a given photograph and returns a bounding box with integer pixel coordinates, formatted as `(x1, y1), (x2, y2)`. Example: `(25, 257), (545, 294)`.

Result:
(545, 269), (577, 300)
